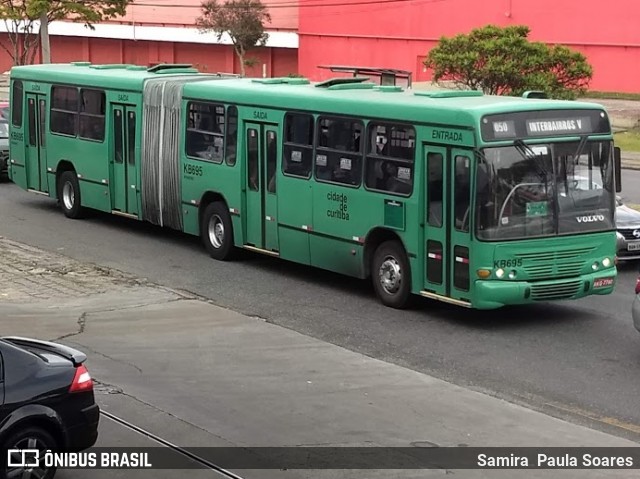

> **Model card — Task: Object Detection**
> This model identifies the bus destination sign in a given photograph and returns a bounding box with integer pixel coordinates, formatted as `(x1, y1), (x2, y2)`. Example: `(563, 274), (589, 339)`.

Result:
(526, 117), (592, 136)
(481, 109), (609, 141)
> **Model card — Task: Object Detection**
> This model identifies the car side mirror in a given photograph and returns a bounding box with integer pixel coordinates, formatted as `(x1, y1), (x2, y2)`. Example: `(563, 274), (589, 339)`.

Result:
(614, 147), (622, 193)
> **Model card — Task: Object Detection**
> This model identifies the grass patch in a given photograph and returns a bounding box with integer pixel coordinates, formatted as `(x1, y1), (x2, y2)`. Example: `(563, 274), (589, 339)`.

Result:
(614, 130), (640, 152)
(628, 204), (640, 212)
(583, 91), (640, 101)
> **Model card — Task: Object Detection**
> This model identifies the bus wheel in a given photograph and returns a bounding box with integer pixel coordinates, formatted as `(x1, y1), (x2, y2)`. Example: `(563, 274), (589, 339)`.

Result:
(371, 240), (411, 309)
(57, 171), (84, 219)
(201, 202), (234, 260)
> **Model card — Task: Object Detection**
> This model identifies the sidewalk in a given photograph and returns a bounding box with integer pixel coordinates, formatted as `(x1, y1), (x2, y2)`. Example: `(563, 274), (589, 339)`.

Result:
(0, 236), (638, 478)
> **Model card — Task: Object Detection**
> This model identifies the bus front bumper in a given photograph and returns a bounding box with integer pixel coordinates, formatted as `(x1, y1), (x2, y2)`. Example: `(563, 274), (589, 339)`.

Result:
(473, 269), (616, 309)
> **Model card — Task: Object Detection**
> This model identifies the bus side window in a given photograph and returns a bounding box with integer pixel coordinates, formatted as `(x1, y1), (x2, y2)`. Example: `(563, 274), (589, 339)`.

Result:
(364, 122), (415, 196)
(283, 113), (313, 178)
(11, 80), (23, 127)
(225, 105), (238, 166)
(427, 153), (443, 227)
(266, 131), (277, 193)
(454, 155), (471, 232)
(50, 86), (78, 137)
(78, 89), (105, 141)
(315, 116), (363, 187)
(185, 101), (225, 163)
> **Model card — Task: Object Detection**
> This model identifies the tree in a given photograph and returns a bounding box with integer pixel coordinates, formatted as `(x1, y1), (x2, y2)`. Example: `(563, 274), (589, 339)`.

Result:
(197, 0), (271, 77)
(0, 1), (131, 66)
(424, 25), (593, 100)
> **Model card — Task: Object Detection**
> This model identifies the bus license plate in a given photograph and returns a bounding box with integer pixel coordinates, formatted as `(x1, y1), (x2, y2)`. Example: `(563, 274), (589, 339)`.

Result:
(628, 242), (640, 251)
(593, 277), (614, 288)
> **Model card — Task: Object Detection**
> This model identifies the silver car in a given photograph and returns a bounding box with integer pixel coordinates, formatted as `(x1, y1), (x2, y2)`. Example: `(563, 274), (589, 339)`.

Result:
(615, 197), (640, 261)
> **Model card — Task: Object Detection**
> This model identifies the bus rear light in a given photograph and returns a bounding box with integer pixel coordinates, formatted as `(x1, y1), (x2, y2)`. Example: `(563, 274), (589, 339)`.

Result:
(476, 269), (491, 279)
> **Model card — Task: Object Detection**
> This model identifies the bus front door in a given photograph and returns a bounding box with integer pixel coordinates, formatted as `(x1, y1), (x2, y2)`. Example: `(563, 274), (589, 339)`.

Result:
(25, 94), (47, 192)
(423, 146), (473, 304)
(111, 105), (138, 216)
(244, 122), (279, 253)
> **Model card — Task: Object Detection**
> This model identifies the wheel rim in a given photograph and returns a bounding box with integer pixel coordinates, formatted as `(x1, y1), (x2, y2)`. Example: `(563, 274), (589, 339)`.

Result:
(6, 436), (52, 479)
(378, 255), (402, 295)
(62, 181), (74, 210)
(208, 214), (225, 249)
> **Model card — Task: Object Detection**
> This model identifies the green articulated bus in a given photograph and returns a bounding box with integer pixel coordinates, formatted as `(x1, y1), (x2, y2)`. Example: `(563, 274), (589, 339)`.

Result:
(7, 62), (623, 309)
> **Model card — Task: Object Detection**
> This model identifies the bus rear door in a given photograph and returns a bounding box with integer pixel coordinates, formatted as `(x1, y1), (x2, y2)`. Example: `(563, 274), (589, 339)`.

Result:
(243, 122), (279, 253)
(423, 146), (473, 305)
(111, 104), (138, 216)
(25, 93), (47, 193)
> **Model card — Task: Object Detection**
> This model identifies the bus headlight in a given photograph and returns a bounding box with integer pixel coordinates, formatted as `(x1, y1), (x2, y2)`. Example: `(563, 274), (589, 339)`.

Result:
(602, 257), (611, 268)
(508, 270), (517, 280)
(592, 262), (599, 271)
(495, 268), (505, 278)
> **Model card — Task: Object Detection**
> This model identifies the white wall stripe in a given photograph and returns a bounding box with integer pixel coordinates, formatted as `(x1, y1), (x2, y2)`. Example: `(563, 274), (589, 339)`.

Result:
(0, 21), (298, 49)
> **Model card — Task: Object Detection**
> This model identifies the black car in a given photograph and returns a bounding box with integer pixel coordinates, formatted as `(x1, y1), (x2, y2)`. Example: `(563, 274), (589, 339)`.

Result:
(0, 337), (99, 479)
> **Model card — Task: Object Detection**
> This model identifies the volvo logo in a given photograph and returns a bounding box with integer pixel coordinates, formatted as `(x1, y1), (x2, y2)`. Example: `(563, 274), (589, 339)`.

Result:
(633, 229), (640, 239)
(576, 215), (605, 223)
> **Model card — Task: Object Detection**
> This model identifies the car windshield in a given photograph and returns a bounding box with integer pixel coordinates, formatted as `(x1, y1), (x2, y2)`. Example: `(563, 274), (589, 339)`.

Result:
(0, 121), (8, 138)
(476, 140), (615, 240)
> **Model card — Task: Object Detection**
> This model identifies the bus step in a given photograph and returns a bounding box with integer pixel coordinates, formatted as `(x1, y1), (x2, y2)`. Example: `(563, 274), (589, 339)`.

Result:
(111, 210), (139, 220)
(419, 291), (471, 308)
(243, 245), (280, 257)
(27, 189), (49, 196)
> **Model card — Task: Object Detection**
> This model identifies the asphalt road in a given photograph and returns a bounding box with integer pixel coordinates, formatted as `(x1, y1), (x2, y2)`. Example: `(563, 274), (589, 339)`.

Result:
(1, 177), (640, 442)
(619, 168), (640, 204)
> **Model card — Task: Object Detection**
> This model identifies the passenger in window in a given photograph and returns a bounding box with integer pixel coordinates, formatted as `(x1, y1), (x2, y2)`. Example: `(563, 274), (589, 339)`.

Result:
(382, 161), (411, 194)
(375, 134), (389, 156)
(353, 129), (361, 152)
(332, 164), (350, 184)
(319, 125), (330, 147)
(376, 161), (395, 190)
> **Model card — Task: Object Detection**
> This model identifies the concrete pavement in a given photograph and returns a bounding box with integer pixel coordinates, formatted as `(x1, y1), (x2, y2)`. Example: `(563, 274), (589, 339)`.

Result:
(1, 236), (639, 478)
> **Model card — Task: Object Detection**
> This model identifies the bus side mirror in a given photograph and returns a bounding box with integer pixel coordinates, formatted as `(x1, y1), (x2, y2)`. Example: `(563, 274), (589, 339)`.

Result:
(614, 147), (622, 193)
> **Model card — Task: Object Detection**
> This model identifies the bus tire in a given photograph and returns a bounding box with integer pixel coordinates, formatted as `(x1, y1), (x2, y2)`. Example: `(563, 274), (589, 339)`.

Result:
(201, 201), (235, 261)
(57, 171), (84, 219)
(371, 240), (411, 309)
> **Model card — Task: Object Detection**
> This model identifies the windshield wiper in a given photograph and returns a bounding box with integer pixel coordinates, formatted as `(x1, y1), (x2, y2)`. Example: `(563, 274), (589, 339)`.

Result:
(514, 139), (536, 159)
(572, 135), (589, 159)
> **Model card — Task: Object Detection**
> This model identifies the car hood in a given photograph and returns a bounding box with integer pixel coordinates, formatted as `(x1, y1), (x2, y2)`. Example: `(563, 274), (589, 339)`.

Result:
(616, 204), (640, 227)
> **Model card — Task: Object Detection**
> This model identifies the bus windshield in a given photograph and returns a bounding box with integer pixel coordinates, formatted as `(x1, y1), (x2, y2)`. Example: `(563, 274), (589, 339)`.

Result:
(476, 140), (615, 241)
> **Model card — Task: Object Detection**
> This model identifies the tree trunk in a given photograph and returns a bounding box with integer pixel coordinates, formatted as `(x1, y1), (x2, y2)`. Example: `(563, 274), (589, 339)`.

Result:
(234, 45), (246, 77)
(238, 53), (246, 77)
(40, 13), (51, 64)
